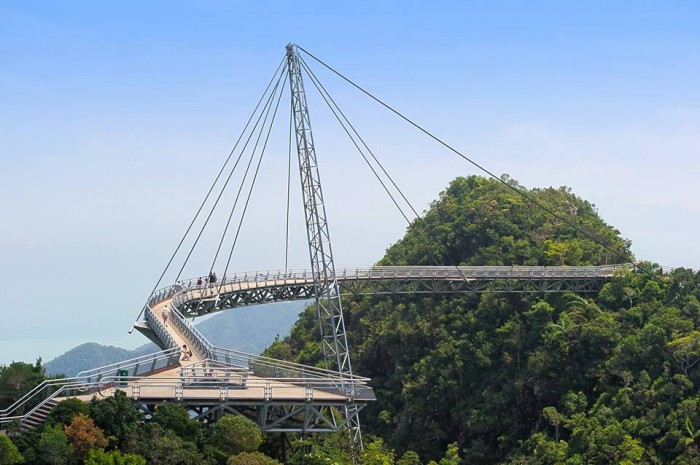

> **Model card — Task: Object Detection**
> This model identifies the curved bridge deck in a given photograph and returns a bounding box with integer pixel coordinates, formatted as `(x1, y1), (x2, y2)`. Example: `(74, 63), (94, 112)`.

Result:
(167, 265), (628, 317)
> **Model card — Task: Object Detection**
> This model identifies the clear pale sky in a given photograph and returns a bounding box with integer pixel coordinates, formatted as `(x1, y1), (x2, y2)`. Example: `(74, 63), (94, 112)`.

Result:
(1, 1), (699, 366)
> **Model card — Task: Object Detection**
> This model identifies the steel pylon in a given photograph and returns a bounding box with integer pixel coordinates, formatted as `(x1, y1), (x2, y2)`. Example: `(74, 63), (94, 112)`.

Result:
(285, 43), (363, 451)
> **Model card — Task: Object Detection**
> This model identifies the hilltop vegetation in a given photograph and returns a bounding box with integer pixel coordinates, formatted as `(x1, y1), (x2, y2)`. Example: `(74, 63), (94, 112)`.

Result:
(3, 175), (700, 464)
(265, 175), (700, 464)
(380, 175), (632, 267)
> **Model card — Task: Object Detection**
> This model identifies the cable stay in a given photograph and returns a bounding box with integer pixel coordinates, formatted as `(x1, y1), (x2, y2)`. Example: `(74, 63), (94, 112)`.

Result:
(294, 45), (657, 279)
(218, 73), (289, 293)
(133, 59), (288, 326)
(297, 54), (471, 277)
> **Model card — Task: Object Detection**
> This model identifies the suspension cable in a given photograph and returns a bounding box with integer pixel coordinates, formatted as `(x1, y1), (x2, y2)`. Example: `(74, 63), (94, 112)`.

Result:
(133, 57), (287, 323)
(209, 71), (287, 274)
(285, 90), (294, 270)
(299, 58), (413, 225)
(299, 57), (463, 271)
(219, 73), (289, 288)
(174, 64), (288, 281)
(297, 45), (634, 268)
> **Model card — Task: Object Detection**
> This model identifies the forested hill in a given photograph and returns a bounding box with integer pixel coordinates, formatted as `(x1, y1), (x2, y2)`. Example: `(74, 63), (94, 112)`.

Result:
(265, 175), (700, 465)
(380, 175), (632, 267)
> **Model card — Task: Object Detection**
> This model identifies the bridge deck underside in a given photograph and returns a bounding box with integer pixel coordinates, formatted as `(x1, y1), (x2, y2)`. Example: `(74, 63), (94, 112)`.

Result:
(176, 272), (612, 317)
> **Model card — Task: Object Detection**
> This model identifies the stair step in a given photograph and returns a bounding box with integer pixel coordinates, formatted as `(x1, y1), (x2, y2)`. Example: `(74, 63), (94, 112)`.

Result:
(21, 398), (62, 430)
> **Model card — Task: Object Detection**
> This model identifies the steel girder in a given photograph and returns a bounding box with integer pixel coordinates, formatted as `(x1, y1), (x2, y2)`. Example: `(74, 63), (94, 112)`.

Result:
(175, 274), (610, 318)
(135, 398), (364, 433)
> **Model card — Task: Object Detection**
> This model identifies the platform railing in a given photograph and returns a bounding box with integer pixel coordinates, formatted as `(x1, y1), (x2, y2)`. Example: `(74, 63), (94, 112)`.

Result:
(207, 346), (368, 382)
(0, 347), (181, 429)
(77, 347), (181, 384)
(90, 372), (374, 402)
(148, 300), (369, 384)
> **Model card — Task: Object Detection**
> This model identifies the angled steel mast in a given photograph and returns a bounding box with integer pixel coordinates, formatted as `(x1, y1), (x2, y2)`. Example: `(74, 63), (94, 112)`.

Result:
(286, 43), (352, 376)
(285, 43), (362, 448)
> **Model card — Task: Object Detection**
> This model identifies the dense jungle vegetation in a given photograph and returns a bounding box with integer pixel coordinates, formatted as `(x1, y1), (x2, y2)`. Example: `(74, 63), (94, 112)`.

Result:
(2, 175), (700, 464)
(265, 176), (700, 464)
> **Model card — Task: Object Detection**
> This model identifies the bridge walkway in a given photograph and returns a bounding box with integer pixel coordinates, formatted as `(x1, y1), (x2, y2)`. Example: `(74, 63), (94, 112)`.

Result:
(133, 300), (351, 404)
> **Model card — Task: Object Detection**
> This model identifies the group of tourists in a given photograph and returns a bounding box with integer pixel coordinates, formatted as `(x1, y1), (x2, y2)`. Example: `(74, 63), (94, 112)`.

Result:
(195, 272), (218, 286)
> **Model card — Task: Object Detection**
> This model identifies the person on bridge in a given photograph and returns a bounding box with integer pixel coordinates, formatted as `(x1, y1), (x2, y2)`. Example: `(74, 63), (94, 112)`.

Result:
(208, 272), (217, 284)
(162, 306), (169, 327)
(197, 277), (203, 286)
(181, 344), (192, 361)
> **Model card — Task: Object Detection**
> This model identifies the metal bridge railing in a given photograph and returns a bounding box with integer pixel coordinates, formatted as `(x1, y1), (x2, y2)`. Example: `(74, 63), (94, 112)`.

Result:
(168, 305), (214, 360)
(144, 306), (178, 350)
(158, 264), (633, 300)
(163, 298), (367, 386)
(68, 372), (374, 403)
(0, 348), (181, 429)
(77, 347), (181, 384)
(207, 346), (373, 400)
(208, 346), (369, 382)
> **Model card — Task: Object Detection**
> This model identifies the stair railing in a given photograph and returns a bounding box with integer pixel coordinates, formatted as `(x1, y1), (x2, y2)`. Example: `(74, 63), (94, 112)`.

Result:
(0, 347), (180, 429)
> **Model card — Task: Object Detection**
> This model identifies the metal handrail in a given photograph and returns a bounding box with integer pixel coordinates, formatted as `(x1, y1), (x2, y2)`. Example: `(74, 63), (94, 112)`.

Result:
(147, 298), (365, 384)
(78, 347), (181, 384)
(168, 306), (214, 359)
(0, 380), (92, 428)
(90, 373), (374, 401)
(207, 346), (369, 382)
(156, 264), (632, 300)
(145, 307), (178, 350)
(0, 348), (180, 423)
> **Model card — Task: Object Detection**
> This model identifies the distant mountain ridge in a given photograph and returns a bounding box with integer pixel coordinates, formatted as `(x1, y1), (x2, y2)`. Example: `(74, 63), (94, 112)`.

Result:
(45, 301), (307, 377)
(44, 343), (134, 377)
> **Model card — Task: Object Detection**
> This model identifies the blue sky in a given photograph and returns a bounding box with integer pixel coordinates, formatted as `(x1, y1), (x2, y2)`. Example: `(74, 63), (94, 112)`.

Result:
(1, 1), (699, 365)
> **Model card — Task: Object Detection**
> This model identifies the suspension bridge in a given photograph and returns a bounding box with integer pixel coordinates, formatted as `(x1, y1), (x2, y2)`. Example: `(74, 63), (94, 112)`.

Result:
(0, 44), (631, 455)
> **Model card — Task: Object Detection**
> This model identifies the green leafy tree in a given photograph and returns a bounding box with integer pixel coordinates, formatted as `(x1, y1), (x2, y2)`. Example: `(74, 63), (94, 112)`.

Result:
(396, 450), (421, 465)
(84, 449), (146, 465)
(36, 424), (74, 465)
(227, 452), (282, 465)
(0, 359), (46, 410)
(89, 391), (142, 449)
(207, 415), (262, 456)
(360, 438), (395, 465)
(131, 423), (204, 465)
(151, 402), (200, 440)
(0, 435), (23, 465)
(47, 398), (90, 426)
(667, 331), (700, 375)
(287, 436), (352, 465)
(438, 443), (459, 465)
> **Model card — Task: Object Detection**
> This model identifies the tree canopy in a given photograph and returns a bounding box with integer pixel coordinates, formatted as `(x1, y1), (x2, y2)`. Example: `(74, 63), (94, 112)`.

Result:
(266, 175), (700, 464)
